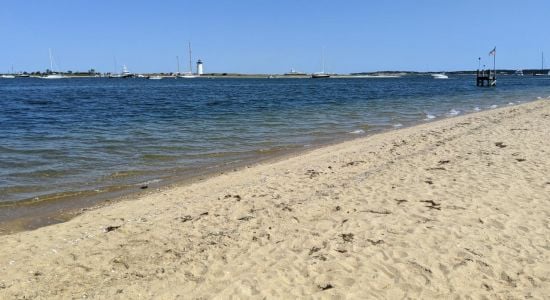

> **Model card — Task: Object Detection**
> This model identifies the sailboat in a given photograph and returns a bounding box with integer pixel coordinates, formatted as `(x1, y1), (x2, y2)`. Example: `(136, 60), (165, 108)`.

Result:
(431, 73), (449, 79)
(42, 49), (64, 79)
(311, 47), (330, 78)
(178, 42), (197, 78)
(1, 65), (16, 78)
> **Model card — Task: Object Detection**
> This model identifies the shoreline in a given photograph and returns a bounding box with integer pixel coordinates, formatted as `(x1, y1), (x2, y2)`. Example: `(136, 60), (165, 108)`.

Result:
(0, 97), (533, 234)
(1, 98), (549, 298)
(0, 118), (398, 234)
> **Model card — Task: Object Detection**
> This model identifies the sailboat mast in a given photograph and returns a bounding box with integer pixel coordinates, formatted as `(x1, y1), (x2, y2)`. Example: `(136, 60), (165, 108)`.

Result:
(188, 42), (193, 74)
(176, 56), (180, 74)
(542, 52), (544, 73)
(493, 46), (497, 78)
(49, 48), (54, 72)
(321, 47), (325, 73)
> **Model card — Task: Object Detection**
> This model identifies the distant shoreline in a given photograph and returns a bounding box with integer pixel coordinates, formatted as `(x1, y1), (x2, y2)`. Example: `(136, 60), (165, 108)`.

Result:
(2, 69), (549, 79)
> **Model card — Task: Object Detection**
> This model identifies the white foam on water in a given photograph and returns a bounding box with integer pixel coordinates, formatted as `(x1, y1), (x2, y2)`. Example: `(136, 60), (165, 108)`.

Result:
(508, 102), (515, 105)
(393, 123), (403, 128)
(138, 179), (162, 186)
(349, 129), (365, 134)
(474, 106), (481, 111)
(446, 109), (460, 117)
(423, 113), (436, 121)
(490, 104), (498, 109)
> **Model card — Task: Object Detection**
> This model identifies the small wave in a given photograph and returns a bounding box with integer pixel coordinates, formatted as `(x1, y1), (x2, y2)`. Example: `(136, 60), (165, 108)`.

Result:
(473, 106), (481, 111)
(393, 123), (403, 128)
(105, 170), (148, 179)
(446, 109), (460, 117)
(138, 179), (162, 186)
(508, 102), (515, 105)
(349, 129), (365, 134)
(423, 113), (436, 121)
(490, 104), (498, 109)
(10, 168), (78, 179)
(141, 154), (179, 161)
(255, 145), (297, 154)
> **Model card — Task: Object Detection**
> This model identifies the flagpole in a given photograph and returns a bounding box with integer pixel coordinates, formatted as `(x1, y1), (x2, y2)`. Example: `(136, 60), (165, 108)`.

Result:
(493, 46), (497, 79)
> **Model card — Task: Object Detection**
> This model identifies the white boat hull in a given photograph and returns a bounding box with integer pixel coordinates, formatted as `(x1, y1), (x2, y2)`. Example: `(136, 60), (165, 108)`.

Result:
(432, 74), (449, 79)
(42, 74), (64, 79)
(311, 73), (330, 78)
(178, 74), (197, 78)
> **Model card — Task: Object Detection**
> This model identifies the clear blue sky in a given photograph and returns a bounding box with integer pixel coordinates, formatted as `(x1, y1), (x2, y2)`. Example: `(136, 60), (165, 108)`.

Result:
(1, 0), (549, 74)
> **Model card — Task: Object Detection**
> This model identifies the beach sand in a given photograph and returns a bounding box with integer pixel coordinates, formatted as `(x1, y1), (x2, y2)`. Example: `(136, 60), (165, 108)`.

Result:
(1, 99), (549, 299)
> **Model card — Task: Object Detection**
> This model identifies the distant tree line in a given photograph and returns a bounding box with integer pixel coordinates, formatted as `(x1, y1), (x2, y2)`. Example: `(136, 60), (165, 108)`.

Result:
(351, 69), (548, 76)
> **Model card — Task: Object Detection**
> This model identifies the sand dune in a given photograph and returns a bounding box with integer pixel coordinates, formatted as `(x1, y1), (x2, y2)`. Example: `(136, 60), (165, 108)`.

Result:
(1, 99), (549, 299)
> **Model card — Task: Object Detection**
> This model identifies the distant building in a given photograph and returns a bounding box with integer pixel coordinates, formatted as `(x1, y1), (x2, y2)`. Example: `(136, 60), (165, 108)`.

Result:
(197, 59), (203, 75)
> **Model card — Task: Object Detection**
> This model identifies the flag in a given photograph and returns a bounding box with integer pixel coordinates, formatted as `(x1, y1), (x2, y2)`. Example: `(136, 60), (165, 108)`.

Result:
(489, 47), (496, 56)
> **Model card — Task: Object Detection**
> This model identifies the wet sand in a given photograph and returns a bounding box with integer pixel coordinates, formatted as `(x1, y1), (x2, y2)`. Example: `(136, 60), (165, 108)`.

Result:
(1, 99), (549, 298)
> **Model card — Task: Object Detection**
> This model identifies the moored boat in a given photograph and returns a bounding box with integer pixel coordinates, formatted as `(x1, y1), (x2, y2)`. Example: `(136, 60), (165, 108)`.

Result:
(311, 73), (330, 78)
(177, 42), (198, 78)
(431, 73), (449, 79)
(41, 49), (64, 79)
(311, 47), (331, 78)
(42, 74), (64, 79)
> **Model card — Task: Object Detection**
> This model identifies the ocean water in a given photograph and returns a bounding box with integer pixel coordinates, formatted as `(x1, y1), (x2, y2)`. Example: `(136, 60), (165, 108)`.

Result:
(1, 76), (549, 206)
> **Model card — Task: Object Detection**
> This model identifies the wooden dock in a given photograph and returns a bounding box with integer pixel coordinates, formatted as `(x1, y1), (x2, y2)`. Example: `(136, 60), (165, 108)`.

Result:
(476, 69), (496, 87)
(477, 47), (497, 87)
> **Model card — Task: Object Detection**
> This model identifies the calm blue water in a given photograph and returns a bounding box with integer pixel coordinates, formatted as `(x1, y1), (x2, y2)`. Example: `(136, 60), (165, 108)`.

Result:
(1, 76), (549, 204)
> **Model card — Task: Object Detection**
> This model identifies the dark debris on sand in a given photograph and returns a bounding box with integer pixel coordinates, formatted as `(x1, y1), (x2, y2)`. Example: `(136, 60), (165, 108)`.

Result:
(305, 169), (321, 178)
(318, 283), (334, 291)
(394, 199), (408, 205)
(420, 200), (441, 210)
(367, 239), (385, 245)
(175, 215), (193, 223)
(104, 225), (121, 233)
(341, 233), (354, 243)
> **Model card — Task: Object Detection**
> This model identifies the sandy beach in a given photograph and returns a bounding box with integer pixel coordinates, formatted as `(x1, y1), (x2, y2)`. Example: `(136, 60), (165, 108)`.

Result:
(1, 99), (549, 299)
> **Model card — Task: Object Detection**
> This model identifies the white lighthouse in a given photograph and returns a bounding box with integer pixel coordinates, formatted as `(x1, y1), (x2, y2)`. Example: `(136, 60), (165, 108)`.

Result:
(196, 59), (203, 75)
